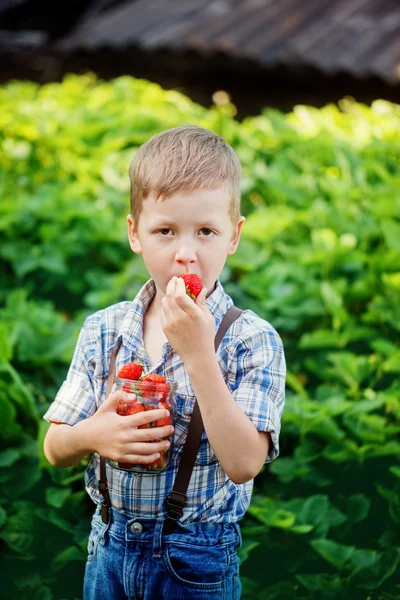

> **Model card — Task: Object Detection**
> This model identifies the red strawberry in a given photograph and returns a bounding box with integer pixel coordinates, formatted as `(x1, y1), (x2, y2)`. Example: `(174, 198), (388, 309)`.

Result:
(117, 399), (150, 428)
(178, 273), (203, 300)
(154, 401), (172, 427)
(147, 453), (168, 471)
(116, 400), (143, 417)
(117, 362), (143, 380)
(140, 374), (168, 401)
(116, 402), (130, 416)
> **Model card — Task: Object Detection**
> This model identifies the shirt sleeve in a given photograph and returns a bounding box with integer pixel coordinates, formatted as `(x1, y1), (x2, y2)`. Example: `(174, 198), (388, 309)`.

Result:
(229, 323), (286, 463)
(43, 320), (97, 426)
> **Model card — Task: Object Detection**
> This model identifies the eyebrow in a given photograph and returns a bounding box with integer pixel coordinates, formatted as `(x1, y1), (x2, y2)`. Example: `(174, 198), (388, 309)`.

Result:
(151, 219), (218, 228)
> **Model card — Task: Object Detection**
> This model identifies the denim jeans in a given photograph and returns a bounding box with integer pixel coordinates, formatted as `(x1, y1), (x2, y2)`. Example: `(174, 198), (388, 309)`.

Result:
(83, 505), (242, 600)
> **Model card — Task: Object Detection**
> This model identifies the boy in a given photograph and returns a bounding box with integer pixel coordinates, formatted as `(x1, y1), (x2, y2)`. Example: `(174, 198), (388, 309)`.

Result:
(43, 125), (286, 600)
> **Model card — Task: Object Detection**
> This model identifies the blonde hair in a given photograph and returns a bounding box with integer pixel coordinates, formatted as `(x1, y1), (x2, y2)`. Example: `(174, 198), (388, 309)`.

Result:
(129, 125), (241, 225)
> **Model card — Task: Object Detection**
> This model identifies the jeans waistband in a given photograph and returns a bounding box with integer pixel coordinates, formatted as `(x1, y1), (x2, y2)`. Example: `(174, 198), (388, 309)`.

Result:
(92, 505), (241, 548)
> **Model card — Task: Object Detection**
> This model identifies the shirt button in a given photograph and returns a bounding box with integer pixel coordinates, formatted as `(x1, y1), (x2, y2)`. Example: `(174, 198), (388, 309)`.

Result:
(130, 521), (143, 535)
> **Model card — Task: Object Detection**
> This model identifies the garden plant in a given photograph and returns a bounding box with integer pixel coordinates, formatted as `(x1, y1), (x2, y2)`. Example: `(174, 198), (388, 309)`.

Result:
(0, 74), (400, 599)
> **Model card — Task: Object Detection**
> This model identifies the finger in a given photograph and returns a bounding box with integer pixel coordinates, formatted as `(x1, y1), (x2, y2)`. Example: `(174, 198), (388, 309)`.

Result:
(135, 424), (174, 441)
(127, 439), (171, 455)
(165, 283), (195, 317)
(195, 287), (208, 306)
(166, 276), (177, 296)
(175, 276), (186, 298)
(104, 391), (137, 411)
(120, 452), (163, 465)
(174, 287), (194, 313)
(164, 295), (185, 322)
(126, 408), (170, 427)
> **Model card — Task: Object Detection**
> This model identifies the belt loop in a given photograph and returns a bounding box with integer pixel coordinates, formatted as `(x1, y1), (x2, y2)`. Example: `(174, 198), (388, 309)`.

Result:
(152, 520), (164, 558)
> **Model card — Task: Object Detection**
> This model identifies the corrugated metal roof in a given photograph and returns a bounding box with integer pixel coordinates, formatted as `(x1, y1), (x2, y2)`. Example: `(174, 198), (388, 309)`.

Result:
(55, 0), (400, 83)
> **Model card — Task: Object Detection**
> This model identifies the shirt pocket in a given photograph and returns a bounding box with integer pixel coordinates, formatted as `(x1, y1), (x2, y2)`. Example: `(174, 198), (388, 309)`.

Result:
(172, 393), (218, 466)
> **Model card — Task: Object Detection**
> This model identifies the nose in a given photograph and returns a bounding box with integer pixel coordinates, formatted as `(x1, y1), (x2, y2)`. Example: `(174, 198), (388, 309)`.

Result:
(175, 243), (197, 269)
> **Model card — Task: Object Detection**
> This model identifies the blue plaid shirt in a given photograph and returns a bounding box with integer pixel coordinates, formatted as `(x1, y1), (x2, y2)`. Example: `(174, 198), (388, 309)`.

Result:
(44, 278), (286, 523)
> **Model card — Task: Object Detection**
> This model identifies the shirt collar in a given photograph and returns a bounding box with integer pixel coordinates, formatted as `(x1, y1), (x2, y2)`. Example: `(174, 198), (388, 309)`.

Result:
(118, 279), (157, 353)
(116, 277), (233, 354)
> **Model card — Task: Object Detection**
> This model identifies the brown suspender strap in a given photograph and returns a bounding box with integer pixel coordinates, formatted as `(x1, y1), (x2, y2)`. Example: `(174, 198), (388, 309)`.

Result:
(163, 305), (243, 533)
(98, 304), (243, 526)
(99, 341), (121, 523)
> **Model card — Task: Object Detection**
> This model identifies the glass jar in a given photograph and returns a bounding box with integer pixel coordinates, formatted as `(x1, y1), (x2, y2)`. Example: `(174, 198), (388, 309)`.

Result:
(107, 377), (177, 474)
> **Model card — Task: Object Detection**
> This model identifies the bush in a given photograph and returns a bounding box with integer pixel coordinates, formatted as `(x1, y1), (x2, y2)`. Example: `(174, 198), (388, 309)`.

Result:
(1, 74), (400, 599)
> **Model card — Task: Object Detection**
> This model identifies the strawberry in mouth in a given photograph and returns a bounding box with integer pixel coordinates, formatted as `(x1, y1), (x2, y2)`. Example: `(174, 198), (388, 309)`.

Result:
(178, 274), (204, 300)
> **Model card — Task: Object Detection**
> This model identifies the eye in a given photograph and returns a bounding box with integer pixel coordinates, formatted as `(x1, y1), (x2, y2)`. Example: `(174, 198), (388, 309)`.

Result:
(156, 228), (173, 236)
(199, 228), (214, 236)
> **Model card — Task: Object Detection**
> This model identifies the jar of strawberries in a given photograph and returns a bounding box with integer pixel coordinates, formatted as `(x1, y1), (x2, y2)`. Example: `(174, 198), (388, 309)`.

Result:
(107, 364), (177, 474)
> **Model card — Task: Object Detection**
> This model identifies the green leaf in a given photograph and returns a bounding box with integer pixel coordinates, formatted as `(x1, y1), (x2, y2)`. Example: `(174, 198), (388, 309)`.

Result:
(389, 466), (400, 479)
(53, 545), (86, 571)
(35, 507), (74, 533)
(238, 539), (260, 565)
(0, 510), (36, 556)
(383, 351), (400, 373)
(289, 524), (314, 534)
(0, 448), (21, 467)
(257, 581), (297, 599)
(349, 548), (400, 589)
(269, 457), (310, 483)
(351, 548), (378, 569)
(0, 323), (12, 362)
(310, 538), (355, 568)
(30, 588), (53, 600)
(370, 338), (398, 356)
(248, 497), (296, 529)
(376, 484), (400, 524)
(320, 281), (346, 320)
(0, 392), (20, 440)
(381, 219), (400, 251)
(296, 573), (344, 595)
(313, 506), (347, 537)
(295, 494), (330, 528)
(3, 459), (42, 498)
(345, 397), (384, 415)
(304, 415), (345, 442)
(45, 487), (72, 508)
(285, 371), (308, 397)
(227, 238), (270, 272)
(346, 494), (371, 524)
(0, 505), (7, 528)
(299, 329), (343, 349)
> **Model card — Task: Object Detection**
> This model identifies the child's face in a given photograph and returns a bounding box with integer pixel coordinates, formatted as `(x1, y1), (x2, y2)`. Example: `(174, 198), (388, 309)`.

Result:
(127, 186), (245, 298)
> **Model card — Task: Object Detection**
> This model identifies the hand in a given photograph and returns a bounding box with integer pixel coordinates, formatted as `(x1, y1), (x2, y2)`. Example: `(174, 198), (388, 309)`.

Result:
(160, 276), (215, 364)
(87, 390), (174, 464)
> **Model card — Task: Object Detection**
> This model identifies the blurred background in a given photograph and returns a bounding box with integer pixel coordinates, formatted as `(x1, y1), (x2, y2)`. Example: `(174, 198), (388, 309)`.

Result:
(1, 1), (400, 600)
(1, 0), (400, 114)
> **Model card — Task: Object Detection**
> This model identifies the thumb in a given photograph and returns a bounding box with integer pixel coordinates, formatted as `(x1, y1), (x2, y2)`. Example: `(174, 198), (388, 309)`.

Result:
(102, 389), (136, 412)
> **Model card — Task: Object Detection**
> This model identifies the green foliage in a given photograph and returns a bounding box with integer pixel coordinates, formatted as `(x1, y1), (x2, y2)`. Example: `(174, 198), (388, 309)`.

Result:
(1, 74), (400, 599)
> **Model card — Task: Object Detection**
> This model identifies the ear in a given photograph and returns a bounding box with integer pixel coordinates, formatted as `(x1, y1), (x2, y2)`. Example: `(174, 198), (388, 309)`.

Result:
(127, 214), (142, 254)
(227, 216), (245, 256)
